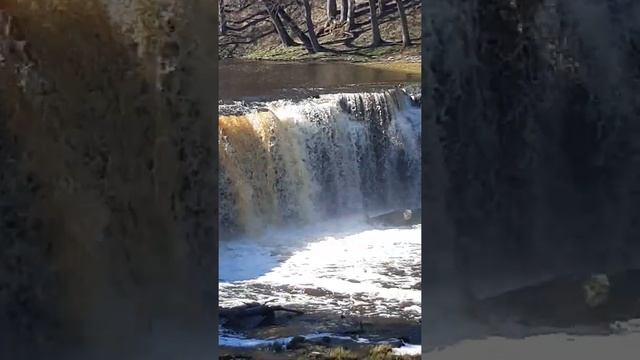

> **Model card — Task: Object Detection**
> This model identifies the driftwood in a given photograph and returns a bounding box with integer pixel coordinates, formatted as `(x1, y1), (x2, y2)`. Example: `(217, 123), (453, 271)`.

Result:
(220, 301), (304, 329)
(220, 302), (304, 319)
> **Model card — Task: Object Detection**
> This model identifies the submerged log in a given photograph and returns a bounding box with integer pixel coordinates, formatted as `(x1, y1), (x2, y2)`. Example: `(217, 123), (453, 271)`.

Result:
(220, 302), (304, 329)
(220, 302), (304, 318)
(366, 208), (421, 227)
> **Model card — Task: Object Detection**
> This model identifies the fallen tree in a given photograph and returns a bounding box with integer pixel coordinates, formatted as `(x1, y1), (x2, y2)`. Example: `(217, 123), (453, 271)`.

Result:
(220, 302), (304, 318)
(220, 302), (304, 329)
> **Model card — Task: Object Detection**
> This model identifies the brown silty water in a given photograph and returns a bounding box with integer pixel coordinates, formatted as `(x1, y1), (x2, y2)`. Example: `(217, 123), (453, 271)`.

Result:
(219, 60), (420, 101)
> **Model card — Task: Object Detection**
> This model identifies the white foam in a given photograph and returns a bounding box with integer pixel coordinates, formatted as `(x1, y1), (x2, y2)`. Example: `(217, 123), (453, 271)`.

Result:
(392, 343), (422, 356)
(219, 220), (421, 319)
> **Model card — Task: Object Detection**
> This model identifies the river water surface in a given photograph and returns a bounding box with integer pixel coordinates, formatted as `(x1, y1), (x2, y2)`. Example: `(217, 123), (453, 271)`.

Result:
(219, 60), (421, 101)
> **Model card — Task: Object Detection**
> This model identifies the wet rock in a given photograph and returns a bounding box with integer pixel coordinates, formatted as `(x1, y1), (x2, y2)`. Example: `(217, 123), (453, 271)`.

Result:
(220, 302), (304, 330)
(287, 335), (306, 350)
(583, 274), (610, 308)
(469, 269), (640, 327)
(366, 208), (421, 228)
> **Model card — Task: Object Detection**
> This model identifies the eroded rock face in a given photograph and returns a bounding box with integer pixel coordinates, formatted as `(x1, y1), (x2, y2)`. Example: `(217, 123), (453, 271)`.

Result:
(0, 1), (216, 358)
(424, 0), (640, 306)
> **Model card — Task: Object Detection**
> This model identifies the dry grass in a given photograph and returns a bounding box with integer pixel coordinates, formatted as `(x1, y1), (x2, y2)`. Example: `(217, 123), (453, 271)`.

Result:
(327, 346), (359, 360)
(368, 345), (394, 359)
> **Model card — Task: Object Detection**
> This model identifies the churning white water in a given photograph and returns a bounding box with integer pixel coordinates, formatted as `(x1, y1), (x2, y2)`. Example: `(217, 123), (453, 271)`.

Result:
(219, 218), (421, 319)
(219, 89), (421, 237)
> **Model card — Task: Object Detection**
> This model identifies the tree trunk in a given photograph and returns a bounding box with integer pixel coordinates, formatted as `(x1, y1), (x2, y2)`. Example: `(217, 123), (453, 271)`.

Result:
(219, 0), (227, 34)
(278, 7), (315, 53)
(396, 0), (411, 47)
(346, 0), (355, 30)
(368, 0), (382, 46)
(327, 0), (338, 20)
(303, 0), (323, 53)
(265, 3), (295, 46)
(340, 0), (349, 22)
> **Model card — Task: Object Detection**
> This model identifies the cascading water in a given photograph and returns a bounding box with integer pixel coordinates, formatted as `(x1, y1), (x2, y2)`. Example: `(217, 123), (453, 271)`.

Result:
(219, 89), (421, 237)
(424, 0), (640, 301)
(218, 88), (421, 351)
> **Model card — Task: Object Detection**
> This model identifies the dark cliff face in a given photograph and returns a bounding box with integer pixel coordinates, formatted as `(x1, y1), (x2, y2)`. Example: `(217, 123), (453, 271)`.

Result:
(0, 1), (216, 358)
(424, 0), (640, 305)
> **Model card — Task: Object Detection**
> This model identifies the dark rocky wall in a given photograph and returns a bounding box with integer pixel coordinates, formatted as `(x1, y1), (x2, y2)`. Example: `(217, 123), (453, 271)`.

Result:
(423, 0), (640, 307)
(0, 1), (216, 358)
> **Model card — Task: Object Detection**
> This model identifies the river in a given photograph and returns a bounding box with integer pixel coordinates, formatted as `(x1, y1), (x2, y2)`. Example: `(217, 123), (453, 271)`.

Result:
(218, 61), (422, 356)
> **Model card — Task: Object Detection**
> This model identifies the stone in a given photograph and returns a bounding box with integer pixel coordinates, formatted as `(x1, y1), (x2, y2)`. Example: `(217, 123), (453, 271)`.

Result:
(366, 208), (421, 228)
(583, 274), (610, 308)
(287, 335), (306, 350)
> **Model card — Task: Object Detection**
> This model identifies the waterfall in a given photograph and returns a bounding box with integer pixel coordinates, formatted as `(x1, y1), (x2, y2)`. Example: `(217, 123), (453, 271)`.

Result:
(219, 89), (421, 238)
(424, 0), (640, 299)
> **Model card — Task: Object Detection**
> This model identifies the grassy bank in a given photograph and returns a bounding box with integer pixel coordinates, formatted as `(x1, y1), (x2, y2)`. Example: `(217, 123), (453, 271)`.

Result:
(243, 43), (421, 63)
(220, 344), (421, 360)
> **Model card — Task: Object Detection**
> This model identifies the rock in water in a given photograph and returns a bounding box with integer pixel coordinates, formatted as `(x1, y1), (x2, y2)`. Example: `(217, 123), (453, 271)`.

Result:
(287, 336), (306, 350)
(583, 274), (610, 308)
(366, 208), (421, 228)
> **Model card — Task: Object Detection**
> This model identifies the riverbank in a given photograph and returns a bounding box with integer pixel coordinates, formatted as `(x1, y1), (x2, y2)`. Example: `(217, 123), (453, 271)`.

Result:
(240, 43), (421, 63)
(219, 314), (421, 359)
(220, 343), (421, 359)
(219, 0), (422, 63)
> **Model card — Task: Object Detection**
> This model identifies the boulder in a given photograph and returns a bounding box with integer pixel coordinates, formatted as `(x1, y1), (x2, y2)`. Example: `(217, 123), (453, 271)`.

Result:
(287, 336), (307, 350)
(583, 274), (610, 308)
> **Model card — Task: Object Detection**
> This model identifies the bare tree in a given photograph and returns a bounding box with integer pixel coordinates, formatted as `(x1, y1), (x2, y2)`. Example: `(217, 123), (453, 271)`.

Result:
(277, 6), (315, 53)
(257, 1), (293, 46)
(303, 0), (323, 53)
(219, 0), (227, 34)
(368, 0), (382, 46)
(396, 0), (411, 47)
(263, 1), (295, 46)
(327, 0), (338, 20)
(346, 0), (355, 30)
(340, 0), (349, 22)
